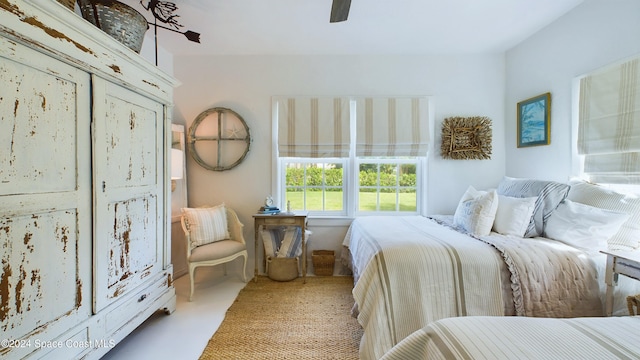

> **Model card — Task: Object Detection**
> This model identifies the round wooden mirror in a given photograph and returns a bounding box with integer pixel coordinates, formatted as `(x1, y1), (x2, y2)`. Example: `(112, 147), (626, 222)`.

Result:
(188, 107), (251, 171)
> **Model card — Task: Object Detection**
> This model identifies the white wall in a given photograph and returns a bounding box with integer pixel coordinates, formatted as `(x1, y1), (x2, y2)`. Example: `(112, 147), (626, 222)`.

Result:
(172, 54), (506, 274)
(139, 33), (174, 76)
(505, 0), (640, 181)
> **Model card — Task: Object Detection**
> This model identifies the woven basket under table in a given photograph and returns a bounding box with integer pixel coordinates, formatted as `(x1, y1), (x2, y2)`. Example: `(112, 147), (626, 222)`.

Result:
(312, 250), (335, 276)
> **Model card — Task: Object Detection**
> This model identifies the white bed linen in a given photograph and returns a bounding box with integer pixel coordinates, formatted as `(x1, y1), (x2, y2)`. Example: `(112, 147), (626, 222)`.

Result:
(346, 216), (507, 360)
(381, 316), (640, 360)
(344, 215), (633, 360)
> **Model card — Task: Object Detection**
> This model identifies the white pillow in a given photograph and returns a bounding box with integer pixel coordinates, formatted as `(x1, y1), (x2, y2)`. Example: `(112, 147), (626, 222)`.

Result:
(182, 204), (230, 247)
(493, 195), (537, 237)
(496, 176), (570, 238)
(544, 200), (629, 252)
(453, 186), (498, 236)
(568, 180), (640, 250)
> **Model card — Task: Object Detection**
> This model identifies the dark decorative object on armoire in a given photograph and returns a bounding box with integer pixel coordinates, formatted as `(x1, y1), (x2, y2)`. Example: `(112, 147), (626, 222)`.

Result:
(139, 0), (200, 65)
(77, 0), (148, 53)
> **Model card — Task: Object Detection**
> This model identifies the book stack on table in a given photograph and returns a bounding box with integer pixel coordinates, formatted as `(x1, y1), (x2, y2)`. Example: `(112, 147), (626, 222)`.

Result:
(259, 206), (280, 215)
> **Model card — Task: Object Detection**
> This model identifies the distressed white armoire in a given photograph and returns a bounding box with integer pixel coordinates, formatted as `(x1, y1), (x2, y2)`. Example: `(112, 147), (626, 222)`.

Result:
(0, 1), (177, 359)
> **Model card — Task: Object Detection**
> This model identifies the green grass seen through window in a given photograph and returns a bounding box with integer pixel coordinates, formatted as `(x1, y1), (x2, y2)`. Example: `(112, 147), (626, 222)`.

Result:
(285, 191), (416, 212)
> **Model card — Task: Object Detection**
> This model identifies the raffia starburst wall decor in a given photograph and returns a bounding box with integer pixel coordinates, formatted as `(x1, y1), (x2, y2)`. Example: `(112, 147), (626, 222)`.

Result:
(441, 116), (492, 160)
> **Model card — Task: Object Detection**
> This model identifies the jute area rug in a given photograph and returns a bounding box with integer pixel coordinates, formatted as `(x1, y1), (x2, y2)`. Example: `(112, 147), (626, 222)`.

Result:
(199, 276), (363, 360)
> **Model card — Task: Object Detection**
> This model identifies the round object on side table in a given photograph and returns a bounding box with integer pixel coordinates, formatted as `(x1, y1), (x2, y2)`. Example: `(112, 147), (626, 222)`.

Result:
(77, 0), (148, 53)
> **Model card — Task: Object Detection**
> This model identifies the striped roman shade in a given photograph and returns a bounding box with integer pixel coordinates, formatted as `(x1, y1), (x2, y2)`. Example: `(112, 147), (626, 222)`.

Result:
(578, 57), (640, 184)
(355, 97), (429, 157)
(276, 97), (350, 158)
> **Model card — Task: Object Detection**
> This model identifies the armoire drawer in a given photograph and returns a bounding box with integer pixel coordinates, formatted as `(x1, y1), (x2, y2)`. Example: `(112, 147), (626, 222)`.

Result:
(104, 272), (171, 333)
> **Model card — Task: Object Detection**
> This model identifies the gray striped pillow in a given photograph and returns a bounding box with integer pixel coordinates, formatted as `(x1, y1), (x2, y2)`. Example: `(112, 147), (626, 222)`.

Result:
(568, 180), (640, 250)
(182, 204), (230, 247)
(496, 177), (570, 238)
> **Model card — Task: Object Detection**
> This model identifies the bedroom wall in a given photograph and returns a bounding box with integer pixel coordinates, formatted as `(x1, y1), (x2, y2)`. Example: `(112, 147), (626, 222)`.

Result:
(139, 34), (174, 76)
(504, 0), (640, 182)
(172, 54), (506, 273)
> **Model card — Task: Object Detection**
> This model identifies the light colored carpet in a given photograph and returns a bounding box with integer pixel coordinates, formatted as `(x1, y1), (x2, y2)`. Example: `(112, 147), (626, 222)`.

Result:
(199, 276), (363, 359)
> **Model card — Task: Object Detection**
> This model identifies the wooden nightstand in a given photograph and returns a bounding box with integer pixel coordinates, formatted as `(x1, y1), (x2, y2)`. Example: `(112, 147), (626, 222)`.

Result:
(253, 212), (309, 283)
(601, 250), (640, 316)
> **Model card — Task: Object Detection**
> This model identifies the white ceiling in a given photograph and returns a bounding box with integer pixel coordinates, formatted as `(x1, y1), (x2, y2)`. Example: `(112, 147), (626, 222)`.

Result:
(122, 0), (584, 56)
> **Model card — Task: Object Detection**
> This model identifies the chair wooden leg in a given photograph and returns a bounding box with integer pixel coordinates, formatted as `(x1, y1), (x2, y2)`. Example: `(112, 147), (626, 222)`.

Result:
(189, 265), (196, 302)
(241, 253), (248, 282)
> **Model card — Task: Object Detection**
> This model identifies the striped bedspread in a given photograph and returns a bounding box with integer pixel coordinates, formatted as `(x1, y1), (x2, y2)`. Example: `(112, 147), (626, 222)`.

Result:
(380, 316), (640, 360)
(346, 216), (507, 360)
(345, 216), (605, 360)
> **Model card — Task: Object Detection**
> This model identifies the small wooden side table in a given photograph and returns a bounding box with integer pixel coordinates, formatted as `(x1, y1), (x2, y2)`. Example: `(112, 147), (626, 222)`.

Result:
(601, 250), (640, 316)
(253, 212), (309, 283)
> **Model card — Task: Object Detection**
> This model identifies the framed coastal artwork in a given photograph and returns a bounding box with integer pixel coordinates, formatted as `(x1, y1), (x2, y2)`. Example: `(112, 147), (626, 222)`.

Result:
(517, 92), (551, 147)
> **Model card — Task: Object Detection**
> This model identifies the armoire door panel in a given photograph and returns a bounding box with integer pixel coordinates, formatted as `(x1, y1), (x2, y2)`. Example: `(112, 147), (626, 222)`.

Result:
(92, 77), (164, 313)
(0, 209), (84, 335)
(0, 37), (92, 359)
(100, 88), (160, 189)
(0, 51), (84, 196)
(105, 195), (159, 297)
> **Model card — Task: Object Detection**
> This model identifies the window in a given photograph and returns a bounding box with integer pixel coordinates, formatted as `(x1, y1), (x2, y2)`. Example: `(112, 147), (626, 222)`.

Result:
(283, 159), (347, 214)
(357, 159), (418, 212)
(275, 96), (430, 217)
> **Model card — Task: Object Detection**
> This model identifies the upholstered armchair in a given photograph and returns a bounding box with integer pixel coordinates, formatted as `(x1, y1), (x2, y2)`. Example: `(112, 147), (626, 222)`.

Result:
(181, 204), (248, 301)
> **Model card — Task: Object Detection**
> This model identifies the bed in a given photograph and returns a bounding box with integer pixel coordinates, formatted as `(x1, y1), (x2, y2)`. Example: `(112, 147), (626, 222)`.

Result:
(380, 315), (640, 360)
(343, 177), (640, 360)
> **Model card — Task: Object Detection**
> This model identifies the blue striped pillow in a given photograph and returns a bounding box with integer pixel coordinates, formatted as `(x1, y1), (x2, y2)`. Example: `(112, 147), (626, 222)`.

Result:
(496, 177), (570, 238)
(277, 226), (303, 258)
(261, 228), (283, 257)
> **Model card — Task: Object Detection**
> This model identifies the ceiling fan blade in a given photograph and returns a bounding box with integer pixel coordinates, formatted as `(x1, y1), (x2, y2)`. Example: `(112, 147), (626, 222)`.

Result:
(330, 0), (351, 23)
